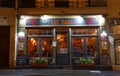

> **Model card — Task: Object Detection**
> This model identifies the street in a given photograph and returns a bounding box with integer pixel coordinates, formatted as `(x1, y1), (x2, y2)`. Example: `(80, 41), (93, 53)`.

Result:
(0, 69), (120, 76)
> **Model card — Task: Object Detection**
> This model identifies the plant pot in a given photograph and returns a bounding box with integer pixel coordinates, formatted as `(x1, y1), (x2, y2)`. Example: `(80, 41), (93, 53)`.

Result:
(30, 63), (48, 67)
(76, 64), (94, 66)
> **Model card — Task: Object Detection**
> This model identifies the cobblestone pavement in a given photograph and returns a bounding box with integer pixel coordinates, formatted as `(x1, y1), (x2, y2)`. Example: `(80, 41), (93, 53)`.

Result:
(0, 69), (120, 76)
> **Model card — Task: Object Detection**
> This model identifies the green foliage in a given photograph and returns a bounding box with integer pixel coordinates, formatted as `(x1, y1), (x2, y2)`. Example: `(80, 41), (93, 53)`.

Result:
(30, 57), (48, 64)
(76, 57), (94, 64)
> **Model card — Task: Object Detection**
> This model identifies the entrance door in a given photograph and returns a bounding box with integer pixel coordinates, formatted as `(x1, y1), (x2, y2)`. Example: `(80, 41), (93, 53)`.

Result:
(56, 30), (70, 65)
(0, 26), (10, 68)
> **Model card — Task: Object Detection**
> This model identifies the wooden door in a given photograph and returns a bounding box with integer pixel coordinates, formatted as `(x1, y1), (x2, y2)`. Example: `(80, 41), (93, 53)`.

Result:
(0, 26), (10, 68)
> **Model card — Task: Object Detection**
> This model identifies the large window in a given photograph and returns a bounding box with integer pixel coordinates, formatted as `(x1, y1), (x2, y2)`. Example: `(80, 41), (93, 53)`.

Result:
(72, 37), (97, 58)
(18, 0), (89, 8)
(71, 27), (99, 65)
(27, 29), (53, 58)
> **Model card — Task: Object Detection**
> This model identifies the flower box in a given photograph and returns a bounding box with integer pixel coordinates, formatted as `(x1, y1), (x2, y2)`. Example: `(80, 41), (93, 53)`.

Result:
(30, 63), (48, 67)
(30, 57), (48, 67)
(75, 57), (94, 66)
(76, 64), (94, 66)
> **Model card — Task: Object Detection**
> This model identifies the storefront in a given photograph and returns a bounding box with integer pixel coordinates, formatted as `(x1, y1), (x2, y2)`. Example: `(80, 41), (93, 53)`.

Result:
(16, 15), (110, 67)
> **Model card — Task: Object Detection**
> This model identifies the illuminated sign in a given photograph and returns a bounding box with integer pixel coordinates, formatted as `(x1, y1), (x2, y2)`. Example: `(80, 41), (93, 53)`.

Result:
(26, 18), (98, 26)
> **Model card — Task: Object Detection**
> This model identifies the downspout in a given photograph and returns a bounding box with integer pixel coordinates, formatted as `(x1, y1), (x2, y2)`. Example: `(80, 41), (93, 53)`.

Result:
(14, 0), (19, 68)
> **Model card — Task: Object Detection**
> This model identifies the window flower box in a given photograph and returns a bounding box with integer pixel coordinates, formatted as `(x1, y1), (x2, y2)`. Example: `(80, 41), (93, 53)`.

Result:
(30, 57), (48, 67)
(75, 57), (94, 66)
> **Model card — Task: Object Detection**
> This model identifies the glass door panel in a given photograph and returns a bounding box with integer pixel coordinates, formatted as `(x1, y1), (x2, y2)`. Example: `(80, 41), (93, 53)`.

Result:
(57, 32), (68, 54)
(28, 38), (39, 57)
(56, 30), (70, 65)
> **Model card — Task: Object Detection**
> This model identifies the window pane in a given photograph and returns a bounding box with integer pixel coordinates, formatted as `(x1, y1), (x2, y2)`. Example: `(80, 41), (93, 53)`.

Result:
(72, 28), (97, 35)
(28, 38), (38, 57)
(72, 38), (84, 57)
(28, 29), (53, 35)
(57, 32), (68, 54)
(42, 38), (53, 57)
(86, 37), (97, 58)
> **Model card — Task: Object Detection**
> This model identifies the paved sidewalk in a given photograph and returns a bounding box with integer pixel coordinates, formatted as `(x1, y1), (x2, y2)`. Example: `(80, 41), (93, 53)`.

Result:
(0, 69), (120, 76)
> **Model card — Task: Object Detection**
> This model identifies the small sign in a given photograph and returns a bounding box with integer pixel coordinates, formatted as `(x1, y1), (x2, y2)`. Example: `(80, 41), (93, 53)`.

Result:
(18, 42), (24, 50)
(52, 41), (56, 47)
(60, 48), (68, 54)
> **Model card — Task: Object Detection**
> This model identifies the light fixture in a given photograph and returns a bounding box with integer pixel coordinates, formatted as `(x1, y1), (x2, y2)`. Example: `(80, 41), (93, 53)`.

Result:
(76, 16), (84, 24)
(41, 15), (49, 20)
(18, 31), (25, 37)
(100, 30), (107, 37)
(97, 15), (105, 25)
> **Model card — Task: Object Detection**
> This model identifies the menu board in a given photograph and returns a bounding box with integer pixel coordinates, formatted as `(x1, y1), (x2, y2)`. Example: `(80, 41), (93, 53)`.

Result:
(60, 48), (68, 54)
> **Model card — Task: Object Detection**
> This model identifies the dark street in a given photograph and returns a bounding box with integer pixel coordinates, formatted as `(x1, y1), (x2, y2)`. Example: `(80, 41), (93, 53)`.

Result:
(0, 69), (120, 76)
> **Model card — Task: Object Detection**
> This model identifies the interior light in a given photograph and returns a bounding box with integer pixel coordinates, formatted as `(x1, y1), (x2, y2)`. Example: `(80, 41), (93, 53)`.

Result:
(100, 30), (107, 37)
(33, 40), (36, 43)
(31, 38), (34, 42)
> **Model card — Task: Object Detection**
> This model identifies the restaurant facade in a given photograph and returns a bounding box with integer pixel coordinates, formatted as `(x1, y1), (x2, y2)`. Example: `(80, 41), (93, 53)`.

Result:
(16, 15), (110, 67)
(0, 0), (120, 70)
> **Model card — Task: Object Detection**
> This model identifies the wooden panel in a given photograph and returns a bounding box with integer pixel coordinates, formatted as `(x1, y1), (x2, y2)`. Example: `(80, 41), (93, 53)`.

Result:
(113, 25), (120, 34)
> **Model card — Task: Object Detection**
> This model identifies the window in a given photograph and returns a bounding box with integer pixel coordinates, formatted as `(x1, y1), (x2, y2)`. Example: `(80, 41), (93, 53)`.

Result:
(55, 0), (69, 7)
(0, 0), (15, 7)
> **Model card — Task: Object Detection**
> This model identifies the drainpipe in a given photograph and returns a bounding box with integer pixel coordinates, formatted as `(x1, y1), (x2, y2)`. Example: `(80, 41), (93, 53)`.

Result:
(14, 0), (19, 68)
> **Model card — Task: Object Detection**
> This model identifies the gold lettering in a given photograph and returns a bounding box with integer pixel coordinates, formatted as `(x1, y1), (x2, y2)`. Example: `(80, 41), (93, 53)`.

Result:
(61, 20), (66, 24)
(61, 20), (73, 24)
(50, 20), (59, 25)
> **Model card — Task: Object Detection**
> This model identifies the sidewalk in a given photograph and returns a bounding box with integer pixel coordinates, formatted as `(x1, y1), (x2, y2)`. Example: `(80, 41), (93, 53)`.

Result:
(0, 69), (119, 76)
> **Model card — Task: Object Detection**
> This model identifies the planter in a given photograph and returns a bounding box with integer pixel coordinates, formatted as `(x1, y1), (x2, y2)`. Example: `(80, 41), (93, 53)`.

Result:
(76, 64), (94, 66)
(30, 63), (48, 67)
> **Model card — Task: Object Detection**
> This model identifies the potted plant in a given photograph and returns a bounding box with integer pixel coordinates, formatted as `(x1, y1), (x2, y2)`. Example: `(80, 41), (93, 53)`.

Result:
(75, 57), (94, 66)
(30, 57), (48, 67)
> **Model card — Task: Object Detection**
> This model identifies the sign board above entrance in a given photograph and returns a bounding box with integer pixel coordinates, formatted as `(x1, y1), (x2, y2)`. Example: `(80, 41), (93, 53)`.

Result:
(26, 18), (98, 26)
